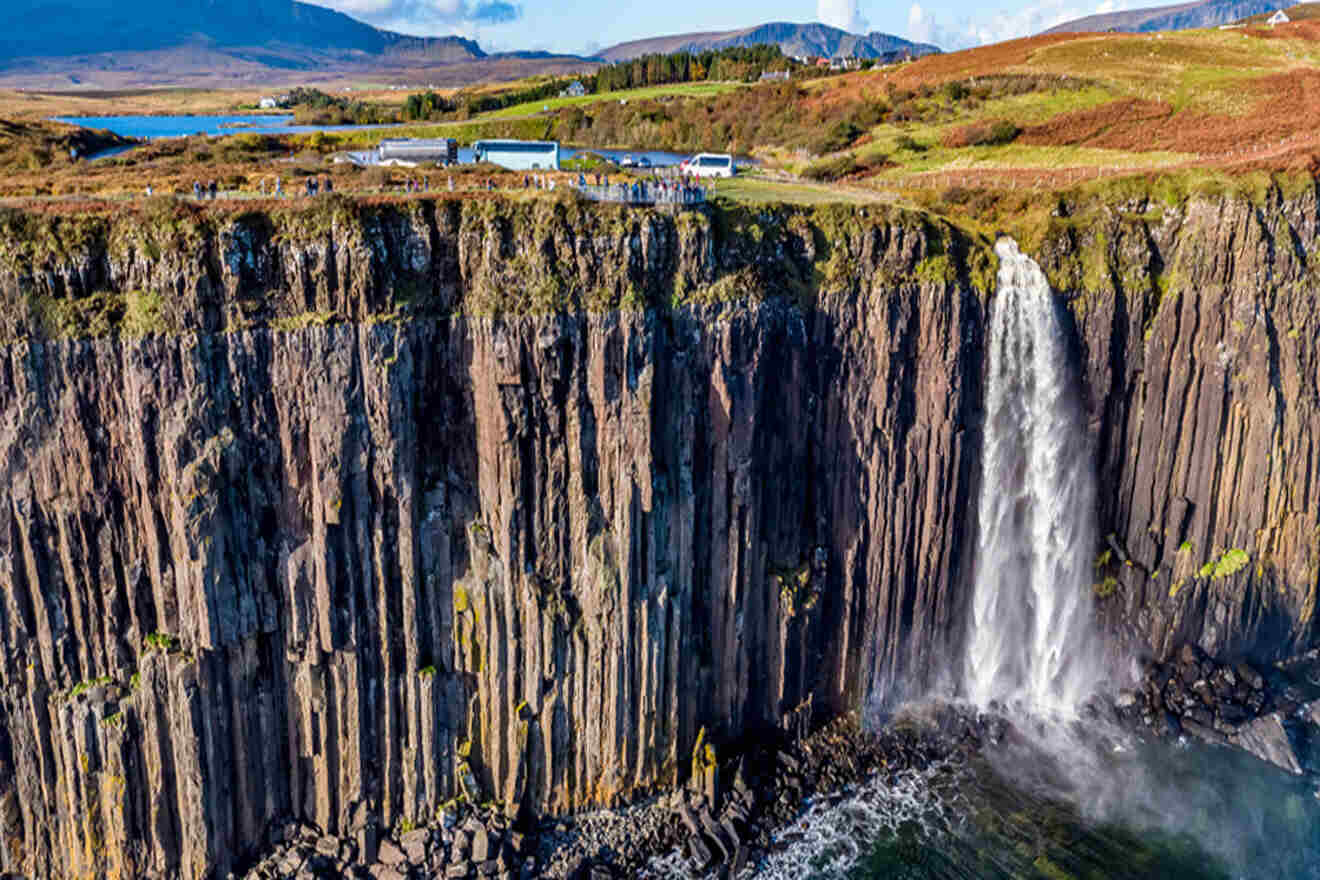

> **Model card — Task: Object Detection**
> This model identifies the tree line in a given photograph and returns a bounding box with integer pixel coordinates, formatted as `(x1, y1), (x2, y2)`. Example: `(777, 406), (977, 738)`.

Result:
(591, 45), (789, 92)
(400, 46), (796, 122)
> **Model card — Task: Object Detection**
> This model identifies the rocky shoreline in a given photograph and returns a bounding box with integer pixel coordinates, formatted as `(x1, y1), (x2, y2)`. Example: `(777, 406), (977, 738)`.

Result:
(56, 641), (1320, 880)
(239, 709), (978, 880)
(238, 644), (1320, 880)
(1115, 644), (1320, 778)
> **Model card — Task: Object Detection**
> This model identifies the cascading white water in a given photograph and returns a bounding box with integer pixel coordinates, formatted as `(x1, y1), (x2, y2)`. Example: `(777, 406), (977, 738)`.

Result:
(964, 238), (1101, 715)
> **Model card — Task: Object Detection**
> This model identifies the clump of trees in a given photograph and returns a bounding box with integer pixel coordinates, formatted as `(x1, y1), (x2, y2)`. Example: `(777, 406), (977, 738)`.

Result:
(590, 45), (789, 92)
(286, 88), (397, 125)
(404, 79), (572, 121)
(402, 91), (457, 121)
(458, 78), (567, 116)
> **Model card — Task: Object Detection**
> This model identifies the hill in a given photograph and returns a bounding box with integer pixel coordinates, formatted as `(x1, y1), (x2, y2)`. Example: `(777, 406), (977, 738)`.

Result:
(596, 22), (940, 62)
(1238, 1), (1320, 22)
(0, 0), (483, 68)
(1044, 0), (1280, 34)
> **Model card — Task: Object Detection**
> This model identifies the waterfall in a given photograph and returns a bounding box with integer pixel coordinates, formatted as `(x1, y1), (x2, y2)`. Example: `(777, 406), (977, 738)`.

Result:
(964, 239), (1101, 715)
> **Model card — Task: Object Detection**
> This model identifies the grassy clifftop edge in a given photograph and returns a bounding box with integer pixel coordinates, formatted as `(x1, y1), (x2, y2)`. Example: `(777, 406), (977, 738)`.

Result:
(0, 194), (996, 343)
(0, 173), (1314, 342)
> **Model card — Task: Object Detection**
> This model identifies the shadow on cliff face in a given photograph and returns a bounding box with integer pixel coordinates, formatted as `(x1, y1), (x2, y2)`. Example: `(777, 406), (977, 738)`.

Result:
(441, 260), (997, 813)
(851, 282), (989, 724)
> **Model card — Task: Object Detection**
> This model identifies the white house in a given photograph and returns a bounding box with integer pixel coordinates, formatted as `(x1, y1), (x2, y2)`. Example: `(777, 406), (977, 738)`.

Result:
(559, 81), (587, 98)
(1268, 9), (1291, 25)
(259, 97), (278, 109)
(759, 70), (791, 83)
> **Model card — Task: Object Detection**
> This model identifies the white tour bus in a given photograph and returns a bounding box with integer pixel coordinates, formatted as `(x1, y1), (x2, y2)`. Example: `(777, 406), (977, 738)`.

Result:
(680, 153), (735, 178)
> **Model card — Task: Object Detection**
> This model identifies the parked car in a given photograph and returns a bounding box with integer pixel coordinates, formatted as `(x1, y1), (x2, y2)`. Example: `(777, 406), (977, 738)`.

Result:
(620, 155), (636, 167)
(637, 156), (653, 169)
(679, 153), (735, 178)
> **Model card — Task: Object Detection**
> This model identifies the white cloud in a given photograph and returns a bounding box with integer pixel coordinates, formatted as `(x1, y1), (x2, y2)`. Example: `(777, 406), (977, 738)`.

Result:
(905, 0), (1134, 50)
(818, 0), (867, 34)
(303, 0), (521, 36)
(906, 2), (979, 49)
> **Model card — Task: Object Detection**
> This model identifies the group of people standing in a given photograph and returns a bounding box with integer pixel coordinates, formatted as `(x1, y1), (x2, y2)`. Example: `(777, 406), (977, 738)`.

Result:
(179, 176), (343, 200)
(574, 173), (712, 206)
(522, 173), (557, 191)
(303, 177), (333, 197)
(251, 177), (333, 198)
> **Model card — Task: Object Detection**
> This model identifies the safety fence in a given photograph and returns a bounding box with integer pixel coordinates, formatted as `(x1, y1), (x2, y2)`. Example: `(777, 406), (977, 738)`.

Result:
(572, 182), (712, 205)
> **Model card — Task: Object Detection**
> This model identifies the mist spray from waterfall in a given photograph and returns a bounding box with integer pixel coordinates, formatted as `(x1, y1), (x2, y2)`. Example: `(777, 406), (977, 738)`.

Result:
(964, 239), (1102, 715)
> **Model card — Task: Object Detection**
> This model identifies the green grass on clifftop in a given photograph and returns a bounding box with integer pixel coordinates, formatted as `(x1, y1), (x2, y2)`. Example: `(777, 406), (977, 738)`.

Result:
(0, 195), (1003, 341)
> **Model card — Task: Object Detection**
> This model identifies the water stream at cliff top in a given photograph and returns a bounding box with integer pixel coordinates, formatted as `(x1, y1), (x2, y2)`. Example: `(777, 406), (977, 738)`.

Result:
(964, 238), (1102, 714)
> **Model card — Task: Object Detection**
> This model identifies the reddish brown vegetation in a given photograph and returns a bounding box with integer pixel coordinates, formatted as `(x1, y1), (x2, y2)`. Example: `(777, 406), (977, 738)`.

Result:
(941, 119), (1022, 148)
(881, 34), (1095, 89)
(796, 34), (1087, 109)
(1017, 69), (1320, 157)
(1249, 21), (1320, 42)
(1017, 98), (1174, 147)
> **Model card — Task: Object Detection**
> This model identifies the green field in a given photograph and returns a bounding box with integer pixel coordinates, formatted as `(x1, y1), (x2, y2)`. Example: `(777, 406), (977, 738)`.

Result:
(474, 81), (747, 120)
(1025, 29), (1320, 110)
(712, 175), (893, 206)
(873, 143), (1193, 174)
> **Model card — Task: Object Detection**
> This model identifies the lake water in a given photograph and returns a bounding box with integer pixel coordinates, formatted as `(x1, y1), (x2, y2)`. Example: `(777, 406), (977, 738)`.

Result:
(59, 115), (754, 169)
(56, 114), (398, 139)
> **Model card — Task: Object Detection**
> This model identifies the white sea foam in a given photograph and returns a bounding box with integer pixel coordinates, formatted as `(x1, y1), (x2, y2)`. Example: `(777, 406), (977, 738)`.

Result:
(642, 761), (961, 879)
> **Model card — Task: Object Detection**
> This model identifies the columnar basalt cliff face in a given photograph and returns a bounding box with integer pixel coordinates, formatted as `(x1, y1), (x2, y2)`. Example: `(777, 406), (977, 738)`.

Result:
(0, 189), (1316, 878)
(0, 197), (988, 878)
(1035, 187), (1320, 663)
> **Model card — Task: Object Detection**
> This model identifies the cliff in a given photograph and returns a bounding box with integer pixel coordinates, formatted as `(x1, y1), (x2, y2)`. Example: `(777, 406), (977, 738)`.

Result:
(1044, 0), (1278, 35)
(1036, 185), (1320, 661)
(0, 188), (1316, 878)
(594, 22), (939, 63)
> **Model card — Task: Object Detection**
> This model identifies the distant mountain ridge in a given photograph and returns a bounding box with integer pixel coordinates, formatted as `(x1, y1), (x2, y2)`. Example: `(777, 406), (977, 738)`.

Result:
(1044, 0), (1282, 34)
(596, 22), (941, 63)
(0, 0), (484, 67)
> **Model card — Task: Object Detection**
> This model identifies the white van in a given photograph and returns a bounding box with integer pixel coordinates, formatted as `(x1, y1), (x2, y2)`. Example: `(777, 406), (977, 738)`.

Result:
(680, 153), (735, 178)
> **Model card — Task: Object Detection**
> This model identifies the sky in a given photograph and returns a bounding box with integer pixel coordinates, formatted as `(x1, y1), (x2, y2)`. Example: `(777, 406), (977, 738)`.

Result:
(305, 0), (1141, 54)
